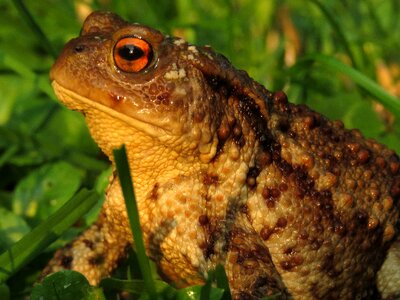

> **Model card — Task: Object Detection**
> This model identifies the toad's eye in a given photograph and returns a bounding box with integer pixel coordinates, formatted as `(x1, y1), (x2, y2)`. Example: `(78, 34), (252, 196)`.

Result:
(113, 37), (153, 72)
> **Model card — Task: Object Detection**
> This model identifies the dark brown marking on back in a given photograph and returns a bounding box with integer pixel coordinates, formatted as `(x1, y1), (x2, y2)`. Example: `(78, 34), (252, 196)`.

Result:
(61, 255), (73, 268)
(88, 254), (105, 266)
(198, 214), (209, 226)
(391, 177), (400, 199)
(150, 183), (159, 201)
(280, 254), (304, 271)
(83, 239), (94, 250)
(203, 173), (219, 186)
(246, 166), (260, 189)
(260, 225), (273, 241)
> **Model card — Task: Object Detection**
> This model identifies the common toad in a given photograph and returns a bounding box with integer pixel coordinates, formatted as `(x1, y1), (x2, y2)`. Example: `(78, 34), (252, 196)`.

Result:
(45, 11), (400, 299)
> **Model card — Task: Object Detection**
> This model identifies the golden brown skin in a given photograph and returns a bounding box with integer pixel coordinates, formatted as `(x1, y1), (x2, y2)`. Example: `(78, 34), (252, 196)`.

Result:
(45, 11), (400, 299)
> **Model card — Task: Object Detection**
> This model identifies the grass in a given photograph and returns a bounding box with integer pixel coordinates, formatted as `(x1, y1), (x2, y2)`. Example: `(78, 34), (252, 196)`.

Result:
(0, 0), (399, 299)
(113, 146), (157, 300)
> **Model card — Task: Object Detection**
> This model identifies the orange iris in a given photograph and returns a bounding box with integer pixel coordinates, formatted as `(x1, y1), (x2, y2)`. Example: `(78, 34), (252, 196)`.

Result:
(113, 37), (152, 72)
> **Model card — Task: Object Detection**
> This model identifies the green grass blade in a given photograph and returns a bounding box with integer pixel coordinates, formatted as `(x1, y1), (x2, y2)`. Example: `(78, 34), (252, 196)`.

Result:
(0, 145), (18, 168)
(0, 189), (99, 283)
(101, 278), (147, 294)
(0, 51), (36, 79)
(199, 275), (212, 300)
(308, 0), (359, 69)
(214, 265), (231, 300)
(11, 0), (57, 59)
(100, 278), (174, 295)
(113, 145), (157, 300)
(294, 54), (400, 117)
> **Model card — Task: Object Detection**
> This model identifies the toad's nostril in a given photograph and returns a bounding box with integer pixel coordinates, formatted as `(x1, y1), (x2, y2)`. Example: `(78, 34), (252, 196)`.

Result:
(74, 45), (85, 53)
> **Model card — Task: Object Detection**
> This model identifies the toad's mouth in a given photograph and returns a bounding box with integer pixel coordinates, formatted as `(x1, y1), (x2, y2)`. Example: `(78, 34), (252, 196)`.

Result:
(52, 80), (172, 138)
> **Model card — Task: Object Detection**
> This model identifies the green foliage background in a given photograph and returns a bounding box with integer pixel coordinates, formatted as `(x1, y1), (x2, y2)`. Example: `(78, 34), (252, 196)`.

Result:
(0, 0), (399, 298)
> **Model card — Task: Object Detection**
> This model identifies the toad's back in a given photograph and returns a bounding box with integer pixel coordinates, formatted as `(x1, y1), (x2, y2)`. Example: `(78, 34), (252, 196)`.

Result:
(45, 11), (400, 299)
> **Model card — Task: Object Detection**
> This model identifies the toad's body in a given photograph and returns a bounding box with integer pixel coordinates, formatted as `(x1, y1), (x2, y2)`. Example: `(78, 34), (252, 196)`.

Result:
(46, 11), (400, 299)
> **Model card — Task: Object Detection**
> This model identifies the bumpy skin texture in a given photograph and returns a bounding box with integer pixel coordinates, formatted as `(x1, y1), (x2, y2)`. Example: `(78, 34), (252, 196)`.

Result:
(45, 11), (400, 299)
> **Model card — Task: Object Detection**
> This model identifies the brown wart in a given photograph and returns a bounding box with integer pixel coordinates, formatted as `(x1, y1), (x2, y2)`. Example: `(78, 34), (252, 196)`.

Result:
(203, 173), (219, 186)
(149, 183), (159, 201)
(61, 255), (73, 269)
(82, 239), (95, 250)
(88, 254), (105, 266)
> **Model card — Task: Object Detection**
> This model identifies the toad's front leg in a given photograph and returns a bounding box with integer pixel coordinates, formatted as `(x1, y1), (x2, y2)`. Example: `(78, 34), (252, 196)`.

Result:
(41, 209), (131, 285)
(41, 177), (133, 285)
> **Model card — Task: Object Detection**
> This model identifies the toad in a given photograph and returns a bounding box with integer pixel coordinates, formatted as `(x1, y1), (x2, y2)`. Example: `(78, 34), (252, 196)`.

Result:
(45, 11), (400, 299)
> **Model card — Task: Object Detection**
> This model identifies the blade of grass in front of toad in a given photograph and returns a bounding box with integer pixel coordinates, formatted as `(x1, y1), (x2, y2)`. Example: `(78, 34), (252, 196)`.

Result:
(113, 146), (157, 300)
(214, 264), (231, 300)
(0, 189), (99, 283)
(100, 277), (176, 298)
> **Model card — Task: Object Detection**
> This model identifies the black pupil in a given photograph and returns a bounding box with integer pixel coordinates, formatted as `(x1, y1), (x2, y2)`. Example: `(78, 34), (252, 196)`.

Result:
(118, 44), (144, 61)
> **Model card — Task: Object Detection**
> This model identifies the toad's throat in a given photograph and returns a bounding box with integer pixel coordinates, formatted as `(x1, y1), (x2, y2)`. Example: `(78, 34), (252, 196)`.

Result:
(52, 80), (171, 138)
